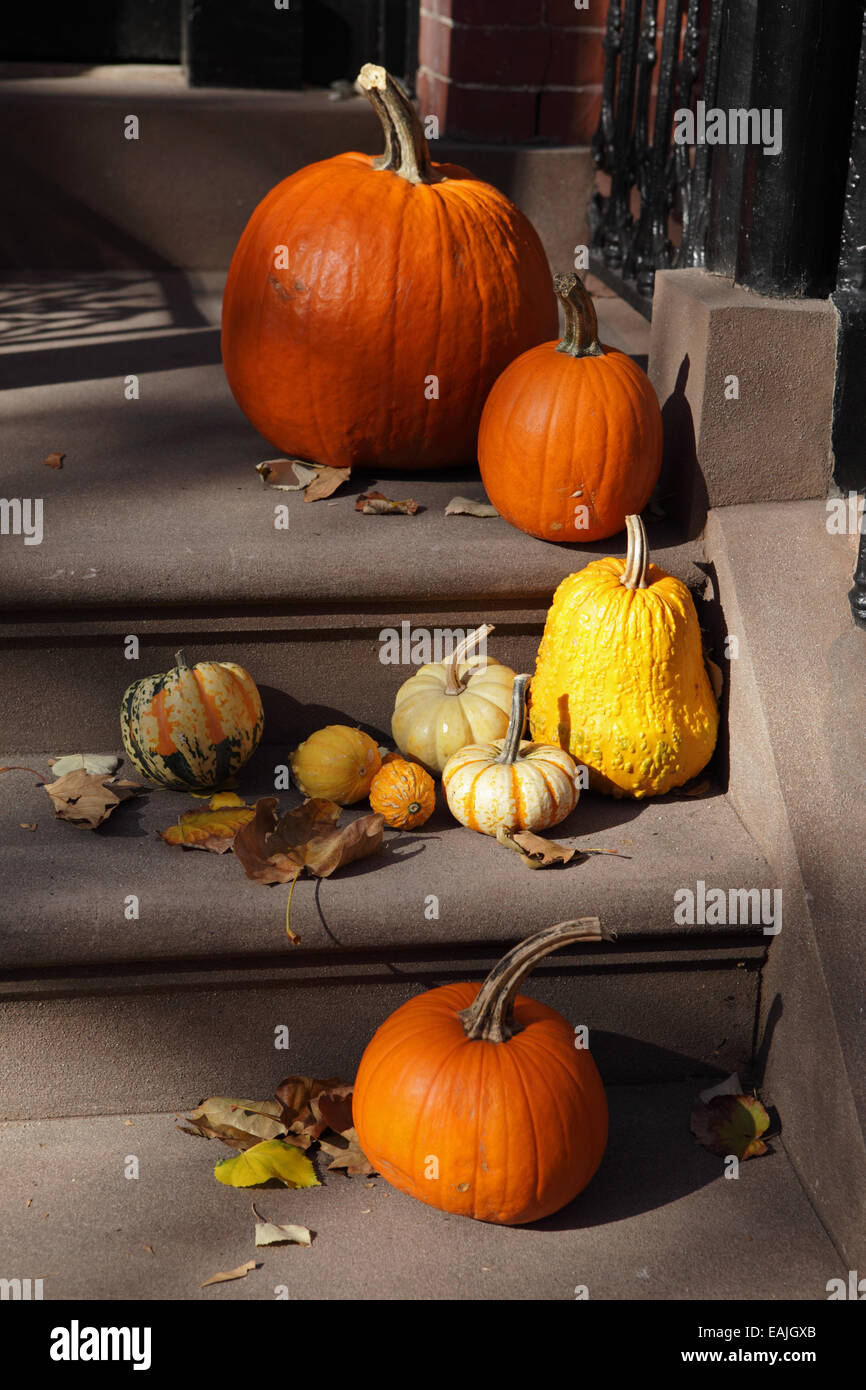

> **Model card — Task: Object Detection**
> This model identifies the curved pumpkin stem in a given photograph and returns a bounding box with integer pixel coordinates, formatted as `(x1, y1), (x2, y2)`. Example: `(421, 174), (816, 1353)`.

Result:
(495, 673), (530, 765)
(357, 64), (437, 185)
(620, 513), (650, 590)
(554, 273), (604, 358)
(459, 919), (612, 1043)
(443, 624), (494, 696)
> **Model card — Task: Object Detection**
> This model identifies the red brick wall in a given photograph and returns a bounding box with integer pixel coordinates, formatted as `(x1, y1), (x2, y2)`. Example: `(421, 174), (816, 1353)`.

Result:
(417, 1), (606, 145)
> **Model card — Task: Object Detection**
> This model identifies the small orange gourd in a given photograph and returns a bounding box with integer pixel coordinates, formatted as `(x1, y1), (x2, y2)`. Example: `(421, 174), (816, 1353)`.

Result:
(478, 272), (662, 543)
(369, 758), (436, 829)
(353, 920), (609, 1225)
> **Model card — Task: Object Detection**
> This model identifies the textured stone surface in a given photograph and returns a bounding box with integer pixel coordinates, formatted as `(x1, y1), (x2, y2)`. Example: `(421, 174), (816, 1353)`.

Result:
(704, 499), (866, 1266)
(648, 270), (836, 535)
(0, 948), (762, 1120)
(0, 74), (593, 273)
(0, 1090), (841, 1300)
(0, 748), (773, 971)
(0, 275), (675, 614)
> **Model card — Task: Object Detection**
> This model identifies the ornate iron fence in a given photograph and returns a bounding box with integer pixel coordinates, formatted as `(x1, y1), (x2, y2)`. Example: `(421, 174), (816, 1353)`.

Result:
(589, 0), (724, 315)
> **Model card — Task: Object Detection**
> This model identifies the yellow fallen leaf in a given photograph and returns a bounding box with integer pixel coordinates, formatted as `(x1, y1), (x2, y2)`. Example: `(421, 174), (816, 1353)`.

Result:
(159, 797), (255, 853)
(214, 1139), (321, 1189)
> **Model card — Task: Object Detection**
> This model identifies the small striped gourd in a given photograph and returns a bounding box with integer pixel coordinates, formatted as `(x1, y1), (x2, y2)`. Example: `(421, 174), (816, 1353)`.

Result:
(121, 649), (264, 790)
(442, 674), (578, 836)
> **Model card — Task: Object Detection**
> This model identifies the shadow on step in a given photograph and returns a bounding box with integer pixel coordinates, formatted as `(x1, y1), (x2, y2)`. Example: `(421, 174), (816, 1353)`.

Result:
(527, 1074), (744, 1232)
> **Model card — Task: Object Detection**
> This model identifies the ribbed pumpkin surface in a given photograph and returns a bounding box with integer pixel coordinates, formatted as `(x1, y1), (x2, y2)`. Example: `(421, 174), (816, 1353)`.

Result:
(221, 152), (556, 469)
(478, 340), (662, 542)
(442, 738), (577, 835)
(353, 981), (608, 1226)
(530, 556), (718, 797)
(121, 660), (263, 791)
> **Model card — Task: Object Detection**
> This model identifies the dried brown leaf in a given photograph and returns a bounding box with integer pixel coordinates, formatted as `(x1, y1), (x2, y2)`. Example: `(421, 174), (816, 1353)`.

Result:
(178, 1097), (288, 1149)
(42, 771), (141, 830)
(495, 825), (577, 868)
(43, 451), (64, 469)
(233, 797), (384, 884)
(304, 465), (351, 502)
(320, 1127), (376, 1176)
(355, 490), (419, 515)
(705, 657), (724, 701)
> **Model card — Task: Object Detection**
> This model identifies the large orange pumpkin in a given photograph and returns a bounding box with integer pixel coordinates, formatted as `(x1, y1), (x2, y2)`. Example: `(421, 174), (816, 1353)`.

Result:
(478, 272), (663, 542)
(221, 65), (556, 470)
(353, 921), (609, 1225)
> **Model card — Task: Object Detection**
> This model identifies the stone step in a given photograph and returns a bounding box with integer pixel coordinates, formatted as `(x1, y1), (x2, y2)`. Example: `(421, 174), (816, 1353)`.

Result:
(0, 1087), (841, 1300)
(0, 745), (776, 1116)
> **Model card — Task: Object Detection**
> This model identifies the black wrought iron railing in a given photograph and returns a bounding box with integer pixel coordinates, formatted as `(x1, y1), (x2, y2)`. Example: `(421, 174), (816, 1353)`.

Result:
(589, 0), (724, 314)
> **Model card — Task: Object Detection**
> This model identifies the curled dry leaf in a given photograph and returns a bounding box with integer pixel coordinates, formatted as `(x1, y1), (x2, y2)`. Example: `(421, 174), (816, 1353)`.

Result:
(159, 794), (255, 853)
(690, 1093), (771, 1160)
(20, 823), (37, 831)
(445, 496), (498, 518)
(252, 1204), (312, 1247)
(43, 451), (64, 469)
(201, 1259), (259, 1288)
(233, 797), (384, 885)
(42, 771), (141, 830)
(256, 458), (351, 501)
(256, 458), (318, 491)
(355, 491), (419, 515)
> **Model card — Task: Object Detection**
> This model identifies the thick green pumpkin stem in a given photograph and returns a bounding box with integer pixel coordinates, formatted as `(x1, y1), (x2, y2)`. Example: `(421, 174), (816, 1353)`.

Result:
(443, 624), (494, 696)
(358, 64), (437, 185)
(554, 273), (604, 358)
(496, 673), (531, 765)
(459, 919), (610, 1043)
(620, 514), (650, 590)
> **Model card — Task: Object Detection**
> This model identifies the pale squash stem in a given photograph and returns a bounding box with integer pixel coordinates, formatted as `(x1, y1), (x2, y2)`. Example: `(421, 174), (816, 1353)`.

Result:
(443, 623), (495, 695)
(495, 673), (531, 766)
(620, 513), (650, 590)
(458, 920), (614, 1043)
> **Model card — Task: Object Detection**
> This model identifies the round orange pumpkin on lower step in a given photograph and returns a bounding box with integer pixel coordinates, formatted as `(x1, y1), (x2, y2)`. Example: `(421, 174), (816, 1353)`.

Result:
(478, 272), (663, 543)
(353, 921), (608, 1225)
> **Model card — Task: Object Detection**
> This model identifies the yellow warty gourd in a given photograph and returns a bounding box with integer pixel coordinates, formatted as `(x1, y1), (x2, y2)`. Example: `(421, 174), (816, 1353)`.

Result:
(530, 514), (719, 798)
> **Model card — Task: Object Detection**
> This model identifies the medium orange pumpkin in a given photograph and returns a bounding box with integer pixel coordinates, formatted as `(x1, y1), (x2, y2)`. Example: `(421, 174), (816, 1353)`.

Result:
(353, 921), (609, 1225)
(478, 272), (663, 542)
(221, 65), (556, 470)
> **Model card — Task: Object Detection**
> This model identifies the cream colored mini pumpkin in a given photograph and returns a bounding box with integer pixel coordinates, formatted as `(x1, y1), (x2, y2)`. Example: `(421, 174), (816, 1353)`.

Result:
(442, 675), (579, 836)
(391, 625), (515, 775)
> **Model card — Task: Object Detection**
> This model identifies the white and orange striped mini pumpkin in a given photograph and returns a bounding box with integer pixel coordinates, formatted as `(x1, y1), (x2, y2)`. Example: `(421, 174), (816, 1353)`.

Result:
(442, 674), (578, 837)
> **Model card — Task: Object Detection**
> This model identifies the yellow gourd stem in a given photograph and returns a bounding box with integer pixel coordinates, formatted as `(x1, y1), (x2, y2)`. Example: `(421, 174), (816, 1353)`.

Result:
(458, 919), (613, 1042)
(620, 513), (650, 590)
(495, 673), (531, 765)
(443, 623), (495, 695)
